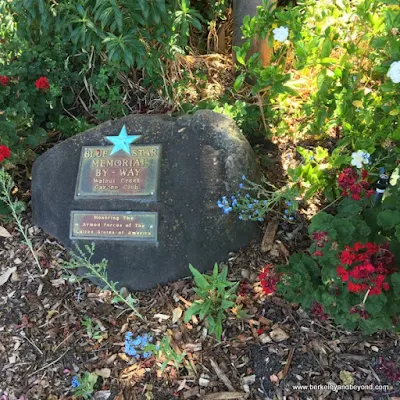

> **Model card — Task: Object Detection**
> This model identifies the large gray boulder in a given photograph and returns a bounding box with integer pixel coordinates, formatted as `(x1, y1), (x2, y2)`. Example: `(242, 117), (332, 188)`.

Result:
(32, 111), (260, 290)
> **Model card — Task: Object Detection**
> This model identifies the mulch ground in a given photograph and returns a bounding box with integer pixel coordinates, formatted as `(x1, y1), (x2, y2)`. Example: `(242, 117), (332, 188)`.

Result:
(0, 207), (399, 400)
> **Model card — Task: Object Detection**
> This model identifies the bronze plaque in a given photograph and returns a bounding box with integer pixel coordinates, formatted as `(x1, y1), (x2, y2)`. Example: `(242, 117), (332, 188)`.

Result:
(75, 145), (161, 199)
(70, 211), (158, 241)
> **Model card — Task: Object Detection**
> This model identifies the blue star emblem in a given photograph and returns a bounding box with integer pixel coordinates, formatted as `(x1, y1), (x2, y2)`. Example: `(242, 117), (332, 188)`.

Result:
(105, 125), (142, 156)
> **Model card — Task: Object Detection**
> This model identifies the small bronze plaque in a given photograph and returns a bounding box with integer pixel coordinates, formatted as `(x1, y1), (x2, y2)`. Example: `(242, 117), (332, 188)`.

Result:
(70, 211), (158, 241)
(75, 145), (161, 198)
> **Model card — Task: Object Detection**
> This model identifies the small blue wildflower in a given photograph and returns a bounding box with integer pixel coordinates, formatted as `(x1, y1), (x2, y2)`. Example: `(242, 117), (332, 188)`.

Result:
(283, 215), (287, 220)
(223, 207), (233, 214)
(217, 201), (224, 208)
(232, 199), (238, 206)
(222, 196), (227, 201)
(254, 199), (259, 204)
(246, 194), (250, 198)
(71, 376), (80, 389)
(258, 218), (263, 222)
(143, 352), (152, 358)
(285, 200), (292, 206)
(284, 209), (289, 215)
(289, 216), (294, 221)
(379, 167), (385, 174)
(231, 195), (236, 200)
(242, 175), (246, 180)
(248, 204), (253, 209)
(239, 183), (243, 189)
(239, 215), (243, 220)
(263, 200), (268, 205)
(255, 210), (259, 215)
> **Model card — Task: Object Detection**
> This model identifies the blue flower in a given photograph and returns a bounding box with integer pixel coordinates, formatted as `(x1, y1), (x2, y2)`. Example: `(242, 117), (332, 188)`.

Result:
(258, 218), (263, 222)
(289, 216), (294, 221)
(71, 376), (80, 389)
(284, 209), (289, 215)
(254, 199), (259, 204)
(379, 167), (385, 174)
(255, 210), (259, 215)
(232, 199), (237, 206)
(283, 215), (287, 220)
(242, 175), (246, 180)
(246, 194), (250, 198)
(143, 351), (152, 358)
(285, 200), (292, 206)
(239, 215), (243, 220)
(231, 195), (236, 200)
(263, 200), (268, 205)
(239, 183), (243, 189)
(248, 204), (253, 209)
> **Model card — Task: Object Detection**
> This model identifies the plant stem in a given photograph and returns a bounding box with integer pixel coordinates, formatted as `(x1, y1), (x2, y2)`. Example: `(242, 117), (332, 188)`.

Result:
(84, 261), (143, 320)
(0, 172), (42, 272)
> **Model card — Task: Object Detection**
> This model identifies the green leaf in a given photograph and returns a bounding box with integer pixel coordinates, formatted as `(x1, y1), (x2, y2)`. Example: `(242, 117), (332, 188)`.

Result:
(189, 264), (208, 289)
(233, 73), (246, 92)
(391, 273), (400, 297)
(184, 301), (203, 322)
(365, 294), (387, 314)
(377, 210), (400, 230)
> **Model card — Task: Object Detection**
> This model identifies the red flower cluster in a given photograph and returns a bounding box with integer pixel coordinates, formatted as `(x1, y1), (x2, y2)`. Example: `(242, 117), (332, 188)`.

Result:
(35, 76), (50, 91)
(337, 242), (396, 295)
(338, 168), (374, 200)
(0, 75), (9, 87)
(0, 145), (11, 163)
(259, 264), (280, 295)
(311, 302), (328, 321)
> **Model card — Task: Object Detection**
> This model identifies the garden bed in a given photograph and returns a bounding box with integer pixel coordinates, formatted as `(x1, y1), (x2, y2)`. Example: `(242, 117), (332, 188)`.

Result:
(0, 208), (398, 400)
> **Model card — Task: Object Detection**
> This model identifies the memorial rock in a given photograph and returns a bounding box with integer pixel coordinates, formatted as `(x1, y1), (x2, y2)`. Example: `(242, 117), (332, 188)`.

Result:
(32, 110), (260, 290)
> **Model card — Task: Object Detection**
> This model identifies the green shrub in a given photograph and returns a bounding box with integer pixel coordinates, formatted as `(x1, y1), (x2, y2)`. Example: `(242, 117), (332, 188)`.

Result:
(276, 173), (400, 334)
(184, 264), (239, 341)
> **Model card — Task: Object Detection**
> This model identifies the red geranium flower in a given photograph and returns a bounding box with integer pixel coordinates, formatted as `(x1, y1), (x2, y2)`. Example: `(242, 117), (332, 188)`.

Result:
(35, 76), (50, 91)
(0, 75), (9, 87)
(259, 264), (280, 295)
(337, 242), (396, 295)
(338, 168), (372, 200)
(0, 145), (11, 162)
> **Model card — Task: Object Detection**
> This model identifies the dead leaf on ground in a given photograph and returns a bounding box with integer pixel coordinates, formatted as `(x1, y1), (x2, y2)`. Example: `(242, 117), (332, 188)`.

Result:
(119, 364), (146, 386)
(0, 226), (11, 238)
(172, 307), (183, 323)
(270, 327), (289, 342)
(0, 266), (17, 286)
(95, 367), (111, 378)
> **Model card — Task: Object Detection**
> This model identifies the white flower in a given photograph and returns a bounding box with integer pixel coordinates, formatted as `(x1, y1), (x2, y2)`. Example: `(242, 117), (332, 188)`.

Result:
(387, 61), (400, 84)
(273, 26), (289, 43)
(351, 150), (370, 169)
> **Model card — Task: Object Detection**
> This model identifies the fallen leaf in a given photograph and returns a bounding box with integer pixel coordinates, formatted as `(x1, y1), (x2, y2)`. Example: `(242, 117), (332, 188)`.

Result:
(172, 307), (183, 323)
(270, 327), (289, 342)
(119, 364), (145, 386)
(0, 226), (11, 237)
(95, 368), (111, 378)
(0, 267), (17, 286)
(154, 313), (170, 321)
